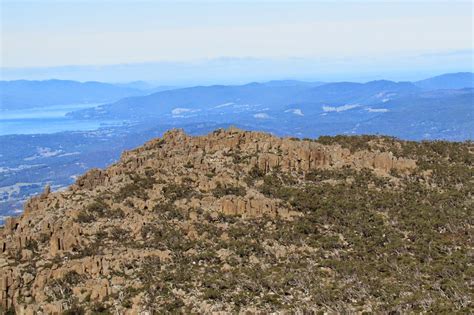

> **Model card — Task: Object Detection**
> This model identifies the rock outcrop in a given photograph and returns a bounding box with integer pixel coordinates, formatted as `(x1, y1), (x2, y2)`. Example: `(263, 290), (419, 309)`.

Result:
(0, 128), (437, 313)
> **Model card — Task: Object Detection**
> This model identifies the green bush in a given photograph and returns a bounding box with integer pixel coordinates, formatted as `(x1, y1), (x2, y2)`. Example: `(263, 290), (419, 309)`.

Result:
(212, 182), (246, 198)
(115, 174), (156, 202)
(162, 183), (195, 201)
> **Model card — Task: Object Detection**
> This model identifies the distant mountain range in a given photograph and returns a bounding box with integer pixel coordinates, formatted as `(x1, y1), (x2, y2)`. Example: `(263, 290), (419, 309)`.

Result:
(0, 80), (151, 110)
(69, 79), (420, 121)
(1, 72), (473, 141)
(69, 81), (323, 120)
(2, 72), (472, 111)
(113, 81), (178, 93)
(67, 72), (473, 141)
(414, 72), (474, 90)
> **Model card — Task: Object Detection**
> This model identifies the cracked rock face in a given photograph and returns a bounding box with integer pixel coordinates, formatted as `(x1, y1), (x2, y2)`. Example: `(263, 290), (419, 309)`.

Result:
(3, 128), (470, 313)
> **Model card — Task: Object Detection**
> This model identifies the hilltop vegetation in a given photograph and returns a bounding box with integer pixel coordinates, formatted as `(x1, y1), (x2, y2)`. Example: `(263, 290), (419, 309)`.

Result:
(1, 128), (472, 313)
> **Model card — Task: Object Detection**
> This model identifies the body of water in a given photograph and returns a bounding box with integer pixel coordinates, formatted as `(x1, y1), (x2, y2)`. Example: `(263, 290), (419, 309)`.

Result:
(0, 103), (125, 135)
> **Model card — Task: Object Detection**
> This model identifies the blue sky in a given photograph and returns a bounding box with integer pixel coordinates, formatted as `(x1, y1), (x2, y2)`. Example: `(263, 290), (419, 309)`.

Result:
(1, 0), (473, 82)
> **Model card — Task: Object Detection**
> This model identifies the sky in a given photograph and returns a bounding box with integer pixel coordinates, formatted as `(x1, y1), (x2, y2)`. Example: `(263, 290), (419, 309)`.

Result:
(1, 0), (473, 83)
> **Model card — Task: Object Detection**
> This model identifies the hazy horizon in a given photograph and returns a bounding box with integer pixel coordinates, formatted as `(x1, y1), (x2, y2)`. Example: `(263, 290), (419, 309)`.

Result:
(2, 55), (473, 85)
(1, 0), (473, 84)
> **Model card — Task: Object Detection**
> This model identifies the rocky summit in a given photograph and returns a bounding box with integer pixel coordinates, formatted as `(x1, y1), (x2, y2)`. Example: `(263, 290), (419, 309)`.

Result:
(1, 128), (472, 314)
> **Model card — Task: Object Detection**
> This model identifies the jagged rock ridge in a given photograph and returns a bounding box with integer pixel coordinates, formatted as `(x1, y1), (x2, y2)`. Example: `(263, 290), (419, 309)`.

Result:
(1, 128), (472, 314)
